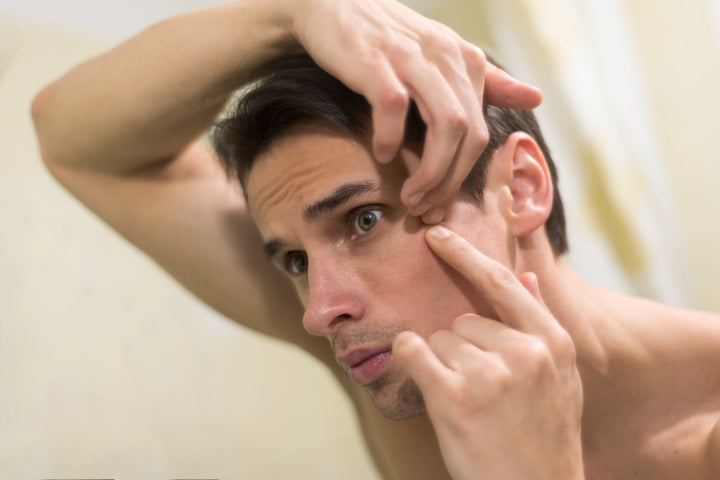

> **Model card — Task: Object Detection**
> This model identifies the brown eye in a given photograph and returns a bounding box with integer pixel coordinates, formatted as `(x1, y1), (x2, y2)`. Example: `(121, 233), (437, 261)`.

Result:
(353, 209), (382, 235)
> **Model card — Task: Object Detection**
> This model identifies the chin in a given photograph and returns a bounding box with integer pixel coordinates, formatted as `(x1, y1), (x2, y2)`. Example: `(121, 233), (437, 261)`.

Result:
(366, 373), (427, 420)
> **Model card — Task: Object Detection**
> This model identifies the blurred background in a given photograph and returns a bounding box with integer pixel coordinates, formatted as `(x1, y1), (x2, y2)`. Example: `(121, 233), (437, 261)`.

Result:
(1, 0), (719, 478)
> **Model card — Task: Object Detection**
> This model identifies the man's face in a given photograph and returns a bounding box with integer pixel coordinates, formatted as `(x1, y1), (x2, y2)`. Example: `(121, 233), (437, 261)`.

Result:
(246, 126), (510, 419)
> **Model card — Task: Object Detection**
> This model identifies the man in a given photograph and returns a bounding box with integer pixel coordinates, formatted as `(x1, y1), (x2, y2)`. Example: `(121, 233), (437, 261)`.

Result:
(213, 52), (720, 479)
(214, 53), (584, 479)
(31, 0), (720, 479)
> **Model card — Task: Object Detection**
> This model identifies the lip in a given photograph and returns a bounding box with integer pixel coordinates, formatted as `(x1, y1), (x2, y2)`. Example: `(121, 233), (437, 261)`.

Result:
(337, 347), (394, 385)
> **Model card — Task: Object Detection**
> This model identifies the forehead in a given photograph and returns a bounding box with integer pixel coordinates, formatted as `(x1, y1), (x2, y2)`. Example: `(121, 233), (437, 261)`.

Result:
(245, 126), (407, 235)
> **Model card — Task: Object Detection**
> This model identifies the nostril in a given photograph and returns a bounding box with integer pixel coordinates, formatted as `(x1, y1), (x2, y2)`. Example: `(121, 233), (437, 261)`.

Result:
(329, 313), (353, 329)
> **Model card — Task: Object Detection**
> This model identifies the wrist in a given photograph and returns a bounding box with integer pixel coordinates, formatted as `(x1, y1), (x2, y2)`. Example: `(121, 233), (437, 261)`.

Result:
(236, 0), (301, 54)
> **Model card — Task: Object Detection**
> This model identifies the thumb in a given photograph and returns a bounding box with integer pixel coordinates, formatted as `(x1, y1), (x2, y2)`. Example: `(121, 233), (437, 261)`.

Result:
(483, 63), (543, 109)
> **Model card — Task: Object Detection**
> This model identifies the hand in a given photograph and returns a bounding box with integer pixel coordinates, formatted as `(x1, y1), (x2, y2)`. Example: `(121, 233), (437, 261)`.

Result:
(392, 226), (584, 480)
(288, 0), (542, 220)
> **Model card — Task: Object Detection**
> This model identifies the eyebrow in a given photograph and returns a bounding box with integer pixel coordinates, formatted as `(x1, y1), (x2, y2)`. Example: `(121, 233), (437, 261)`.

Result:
(303, 180), (378, 222)
(263, 239), (285, 260)
(262, 180), (379, 259)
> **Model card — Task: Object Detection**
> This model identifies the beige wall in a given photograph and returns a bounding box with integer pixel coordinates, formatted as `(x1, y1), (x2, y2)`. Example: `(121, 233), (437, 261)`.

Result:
(0, 23), (378, 480)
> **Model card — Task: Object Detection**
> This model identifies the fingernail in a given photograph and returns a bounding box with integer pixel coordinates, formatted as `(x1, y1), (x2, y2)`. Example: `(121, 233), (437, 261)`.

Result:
(422, 207), (445, 225)
(427, 225), (450, 240)
(375, 150), (395, 163)
(407, 192), (424, 207)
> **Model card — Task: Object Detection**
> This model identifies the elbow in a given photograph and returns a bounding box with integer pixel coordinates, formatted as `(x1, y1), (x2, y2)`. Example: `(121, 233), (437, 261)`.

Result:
(31, 83), (65, 175)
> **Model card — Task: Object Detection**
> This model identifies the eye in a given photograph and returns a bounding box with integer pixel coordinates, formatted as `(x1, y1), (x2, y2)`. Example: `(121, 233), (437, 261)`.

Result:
(352, 208), (383, 236)
(284, 251), (308, 275)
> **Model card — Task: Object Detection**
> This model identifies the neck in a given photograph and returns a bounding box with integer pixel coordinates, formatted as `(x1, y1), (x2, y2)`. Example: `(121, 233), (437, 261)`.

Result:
(512, 234), (630, 378)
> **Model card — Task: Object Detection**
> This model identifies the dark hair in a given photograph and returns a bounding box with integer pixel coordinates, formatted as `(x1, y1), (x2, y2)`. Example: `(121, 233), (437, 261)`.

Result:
(212, 54), (567, 255)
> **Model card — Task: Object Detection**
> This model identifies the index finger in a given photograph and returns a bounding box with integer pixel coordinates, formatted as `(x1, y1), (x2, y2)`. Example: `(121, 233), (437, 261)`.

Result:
(425, 225), (553, 335)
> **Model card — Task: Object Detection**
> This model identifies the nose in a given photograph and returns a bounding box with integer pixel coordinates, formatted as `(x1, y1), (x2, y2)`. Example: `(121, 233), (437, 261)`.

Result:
(301, 259), (364, 337)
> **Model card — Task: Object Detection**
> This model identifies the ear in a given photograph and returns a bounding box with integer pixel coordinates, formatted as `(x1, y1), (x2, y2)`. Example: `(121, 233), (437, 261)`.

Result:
(492, 132), (553, 237)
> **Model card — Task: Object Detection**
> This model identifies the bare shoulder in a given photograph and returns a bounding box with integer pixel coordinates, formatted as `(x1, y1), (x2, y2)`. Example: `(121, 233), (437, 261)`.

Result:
(596, 296), (720, 478)
(632, 297), (720, 351)
(708, 417), (720, 471)
(663, 306), (720, 479)
(46, 140), (329, 359)
(671, 307), (720, 352)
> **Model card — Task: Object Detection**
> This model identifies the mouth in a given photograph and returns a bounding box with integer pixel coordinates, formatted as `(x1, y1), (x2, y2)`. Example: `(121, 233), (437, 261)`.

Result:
(336, 346), (394, 385)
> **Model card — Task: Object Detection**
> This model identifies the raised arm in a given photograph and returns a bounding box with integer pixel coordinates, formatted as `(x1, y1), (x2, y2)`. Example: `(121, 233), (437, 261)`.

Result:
(32, 0), (296, 173)
(31, 0), (323, 353)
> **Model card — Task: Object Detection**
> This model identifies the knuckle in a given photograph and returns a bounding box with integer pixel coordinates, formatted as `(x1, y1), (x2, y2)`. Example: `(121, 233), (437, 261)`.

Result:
(486, 262), (517, 291)
(466, 123), (489, 153)
(398, 41), (424, 62)
(434, 35), (462, 59)
(443, 108), (468, 134)
(481, 360), (514, 397)
(549, 328), (578, 364)
(463, 44), (487, 67)
(516, 338), (554, 378)
(420, 24), (454, 50)
(377, 84), (409, 114)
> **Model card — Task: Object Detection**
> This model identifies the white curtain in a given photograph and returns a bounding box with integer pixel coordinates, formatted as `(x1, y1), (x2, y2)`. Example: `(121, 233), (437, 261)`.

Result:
(481, 0), (691, 305)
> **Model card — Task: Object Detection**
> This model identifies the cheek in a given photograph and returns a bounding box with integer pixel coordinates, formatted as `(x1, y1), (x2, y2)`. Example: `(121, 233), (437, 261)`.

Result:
(370, 222), (494, 335)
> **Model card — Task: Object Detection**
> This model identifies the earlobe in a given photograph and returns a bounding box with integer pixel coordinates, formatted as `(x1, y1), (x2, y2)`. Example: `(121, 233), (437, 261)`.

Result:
(505, 133), (553, 237)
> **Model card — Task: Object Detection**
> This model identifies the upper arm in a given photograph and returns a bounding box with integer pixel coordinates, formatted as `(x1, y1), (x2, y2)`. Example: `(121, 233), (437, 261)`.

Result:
(44, 141), (329, 360)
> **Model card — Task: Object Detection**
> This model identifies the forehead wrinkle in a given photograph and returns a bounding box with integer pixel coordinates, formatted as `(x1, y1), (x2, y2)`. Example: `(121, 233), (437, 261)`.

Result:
(248, 158), (324, 220)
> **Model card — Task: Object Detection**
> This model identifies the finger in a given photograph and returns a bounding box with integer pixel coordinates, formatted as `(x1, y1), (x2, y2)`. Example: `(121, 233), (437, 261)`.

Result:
(393, 330), (454, 395)
(362, 58), (410, 164)
(518, 271), (549, 311)
(483, 62), (543, 110)
(424, 225), (555, 335)
(389, 35), (481, 211)
(417, 118), (483, 209)
(412, 48), (489, 210)
(421, 206), (446, 225)
(417, 119), (485, 213)
(398, 75), (466, 211)
(425, 328), (491, 372)
(450, 313), (522, 352)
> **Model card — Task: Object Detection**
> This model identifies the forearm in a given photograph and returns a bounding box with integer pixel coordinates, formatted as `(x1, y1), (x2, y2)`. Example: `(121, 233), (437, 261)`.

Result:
(32, 0), (298, 174)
